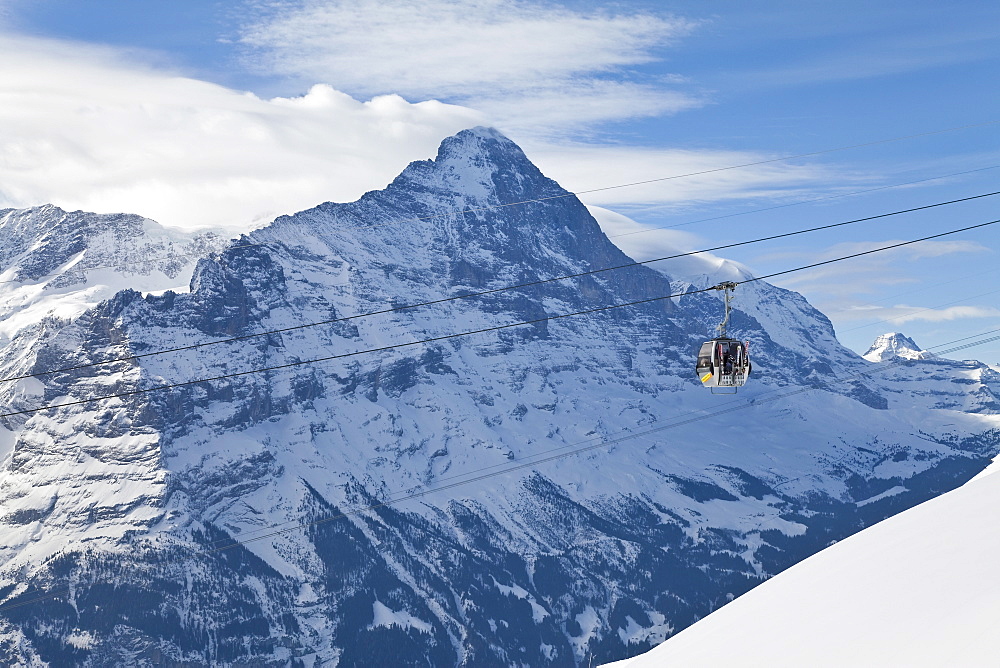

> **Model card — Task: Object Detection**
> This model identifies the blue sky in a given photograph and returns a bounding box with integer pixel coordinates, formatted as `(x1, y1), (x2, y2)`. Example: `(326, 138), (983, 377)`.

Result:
(1, 0), (998, 361)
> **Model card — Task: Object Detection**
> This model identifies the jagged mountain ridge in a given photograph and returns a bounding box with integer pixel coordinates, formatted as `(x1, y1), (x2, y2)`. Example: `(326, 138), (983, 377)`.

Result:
(0, 205), (226, 368)
(0, 127), (998, 666)
(0, 205), (225, 297)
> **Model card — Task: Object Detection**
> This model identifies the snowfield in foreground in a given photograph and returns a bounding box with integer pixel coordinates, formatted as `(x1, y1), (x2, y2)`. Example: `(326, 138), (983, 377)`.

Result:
(604, 456), (1000, 667)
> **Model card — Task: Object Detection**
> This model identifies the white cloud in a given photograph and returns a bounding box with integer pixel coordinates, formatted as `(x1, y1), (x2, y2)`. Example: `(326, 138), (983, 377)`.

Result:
(531, 143), (835, 209)
(473, 81), (701, 138)
(770, 239), (991, 296)
(587, 204), (704, 260)
(766, 238), (997, 350)
(903, 240), (992, 260)
(743, 22), (1000, 90)
(239, 0), (700, 135)
(0, 32), (839, 235)
(0, 35), (484, 231)
(835, 304), (1000, 325)
(587, 205), (750, 283)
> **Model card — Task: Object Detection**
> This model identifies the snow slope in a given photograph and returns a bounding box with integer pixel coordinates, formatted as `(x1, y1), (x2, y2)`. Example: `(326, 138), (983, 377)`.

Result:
(603, 454), (1000, 667)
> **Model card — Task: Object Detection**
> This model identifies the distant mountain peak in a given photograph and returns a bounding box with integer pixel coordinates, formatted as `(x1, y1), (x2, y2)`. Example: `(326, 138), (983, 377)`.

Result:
(863, 332), (934, 362)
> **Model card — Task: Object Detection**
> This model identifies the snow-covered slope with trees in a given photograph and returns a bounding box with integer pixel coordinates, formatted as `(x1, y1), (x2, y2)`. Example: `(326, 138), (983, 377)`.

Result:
(0, 128), (997, 666)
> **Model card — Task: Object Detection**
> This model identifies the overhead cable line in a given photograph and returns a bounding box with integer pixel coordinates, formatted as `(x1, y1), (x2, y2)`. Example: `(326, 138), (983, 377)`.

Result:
(606, 164), (1000, 239)
(2, 216), (998, 420)
(2, 327), (997, 615)
(201, 322), (1000, 551)
(4, 191), (996, 386)
(341, 119), (1000, 232)
(1, 130), (989, 287)
(918, 326), (1000, 350)
(2, 119), (997, 610)
(1, 124), (989, 289)
(193, 331), (1000, 557)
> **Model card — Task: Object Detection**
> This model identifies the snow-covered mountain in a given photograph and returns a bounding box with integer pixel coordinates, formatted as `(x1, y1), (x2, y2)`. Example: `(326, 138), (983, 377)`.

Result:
(0, 205), (226, 344)
(601, 453), (1000, 667)
(0, 127), (997, 666)
(863, 332), (935, 362)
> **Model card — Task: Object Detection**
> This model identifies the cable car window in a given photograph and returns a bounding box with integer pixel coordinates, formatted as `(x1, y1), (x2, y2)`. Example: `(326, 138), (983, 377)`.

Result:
(696, 342), (714, 368)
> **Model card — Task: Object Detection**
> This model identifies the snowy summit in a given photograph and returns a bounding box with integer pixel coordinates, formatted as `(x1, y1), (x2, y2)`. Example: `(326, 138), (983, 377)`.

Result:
(863, 332), (934, 362)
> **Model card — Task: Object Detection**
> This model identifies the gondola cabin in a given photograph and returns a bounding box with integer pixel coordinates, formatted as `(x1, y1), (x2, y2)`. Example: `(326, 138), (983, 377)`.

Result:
(696, 338), (750, 392)
(696, 281), (752, 393)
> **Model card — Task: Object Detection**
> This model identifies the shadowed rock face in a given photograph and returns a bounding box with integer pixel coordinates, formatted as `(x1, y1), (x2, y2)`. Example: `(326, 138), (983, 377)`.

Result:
(0, 128), (998, 667)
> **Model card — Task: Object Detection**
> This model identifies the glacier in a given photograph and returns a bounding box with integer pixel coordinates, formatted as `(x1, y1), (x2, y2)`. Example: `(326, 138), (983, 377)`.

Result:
(0, 127), (997, 666)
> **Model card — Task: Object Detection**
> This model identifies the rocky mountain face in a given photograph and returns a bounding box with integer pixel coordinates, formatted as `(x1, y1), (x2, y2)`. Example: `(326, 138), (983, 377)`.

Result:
(0, 128), (998, 666)
(0, 205), (226, 360)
